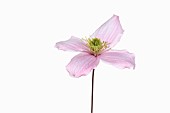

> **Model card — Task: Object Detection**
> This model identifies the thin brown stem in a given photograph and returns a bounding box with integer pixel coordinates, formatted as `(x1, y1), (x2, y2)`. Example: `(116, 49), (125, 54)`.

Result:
(91, 69), (95, 113)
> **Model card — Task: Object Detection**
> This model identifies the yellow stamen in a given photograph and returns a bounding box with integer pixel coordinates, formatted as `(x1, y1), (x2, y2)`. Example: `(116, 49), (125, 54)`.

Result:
(84, 37), (109, 56)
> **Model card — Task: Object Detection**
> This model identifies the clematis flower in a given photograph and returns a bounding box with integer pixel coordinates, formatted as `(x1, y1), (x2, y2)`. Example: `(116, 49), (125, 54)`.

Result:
(55, 15), (135, 77)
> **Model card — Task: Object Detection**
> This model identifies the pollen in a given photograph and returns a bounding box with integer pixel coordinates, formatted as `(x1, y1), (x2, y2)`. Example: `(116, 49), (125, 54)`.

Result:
(84, 38), (109, 56)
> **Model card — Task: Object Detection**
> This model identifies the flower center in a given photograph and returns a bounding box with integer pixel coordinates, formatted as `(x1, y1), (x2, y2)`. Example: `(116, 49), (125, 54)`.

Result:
(85, 38), (109, 56)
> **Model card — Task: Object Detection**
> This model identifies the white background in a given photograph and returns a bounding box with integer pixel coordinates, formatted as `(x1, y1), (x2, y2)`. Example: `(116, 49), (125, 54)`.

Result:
(0, 0), (170, 113)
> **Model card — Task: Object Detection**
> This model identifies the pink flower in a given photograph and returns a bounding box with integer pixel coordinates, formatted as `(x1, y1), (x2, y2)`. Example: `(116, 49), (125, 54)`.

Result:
(55, 15), (135, 77)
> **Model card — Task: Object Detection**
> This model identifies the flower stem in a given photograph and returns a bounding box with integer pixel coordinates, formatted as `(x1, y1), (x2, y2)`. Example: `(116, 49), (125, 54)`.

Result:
(91, 69), (95, 113)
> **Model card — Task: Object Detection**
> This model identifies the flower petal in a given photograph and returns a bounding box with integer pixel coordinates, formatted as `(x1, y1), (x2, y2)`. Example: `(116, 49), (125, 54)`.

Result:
(100, 50), (135, 69)
(91, 15), (124, 47)
(55, 36), (88, 52)
(66, 53), (100, 77)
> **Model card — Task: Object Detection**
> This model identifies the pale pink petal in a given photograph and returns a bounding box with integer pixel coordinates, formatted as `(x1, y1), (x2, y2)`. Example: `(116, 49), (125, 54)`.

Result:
(66, 53), (100, 77)
(100, 50), (135, 69)
(55, 36), (88, 52)
(91, 15), (124, 47)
